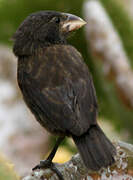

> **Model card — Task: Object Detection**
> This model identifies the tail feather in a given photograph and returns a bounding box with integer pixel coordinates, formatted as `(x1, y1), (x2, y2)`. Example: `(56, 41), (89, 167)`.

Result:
(72, 125), (116, 171)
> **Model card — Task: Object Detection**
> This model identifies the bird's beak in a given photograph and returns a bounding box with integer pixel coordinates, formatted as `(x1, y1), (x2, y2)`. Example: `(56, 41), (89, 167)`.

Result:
(61, 13), (86, 32)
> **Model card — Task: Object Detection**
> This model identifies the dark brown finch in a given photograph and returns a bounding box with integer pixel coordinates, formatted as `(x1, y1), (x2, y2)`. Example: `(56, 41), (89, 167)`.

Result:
(13, 11), (116, 179)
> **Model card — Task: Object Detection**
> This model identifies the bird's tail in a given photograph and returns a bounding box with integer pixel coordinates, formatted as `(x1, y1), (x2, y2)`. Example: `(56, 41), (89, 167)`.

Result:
(72, 125), (116, 171)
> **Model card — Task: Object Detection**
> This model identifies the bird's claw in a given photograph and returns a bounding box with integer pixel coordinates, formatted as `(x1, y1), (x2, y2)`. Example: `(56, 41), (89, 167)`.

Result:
(32, 160), (64, 180)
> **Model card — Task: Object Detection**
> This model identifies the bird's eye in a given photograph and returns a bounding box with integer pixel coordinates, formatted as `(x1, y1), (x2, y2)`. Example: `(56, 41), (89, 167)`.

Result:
(55, 17), (60, 23)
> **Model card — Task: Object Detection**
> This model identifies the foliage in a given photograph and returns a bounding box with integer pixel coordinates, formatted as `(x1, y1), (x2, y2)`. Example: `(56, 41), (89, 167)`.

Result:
(100, 0), (133, 66)
(0, 153), (19, 180)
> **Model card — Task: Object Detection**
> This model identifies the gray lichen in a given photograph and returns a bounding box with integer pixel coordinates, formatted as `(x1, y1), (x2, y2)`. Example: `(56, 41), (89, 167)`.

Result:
(22, 141), (133, 180)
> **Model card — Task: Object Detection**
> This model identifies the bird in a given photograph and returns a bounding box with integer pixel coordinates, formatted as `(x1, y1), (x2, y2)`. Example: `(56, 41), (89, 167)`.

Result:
(13, 11), (116, 179)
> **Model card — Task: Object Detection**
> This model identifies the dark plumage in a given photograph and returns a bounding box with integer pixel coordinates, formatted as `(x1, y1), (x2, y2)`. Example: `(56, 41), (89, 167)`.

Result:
(13, 11), (116, 179)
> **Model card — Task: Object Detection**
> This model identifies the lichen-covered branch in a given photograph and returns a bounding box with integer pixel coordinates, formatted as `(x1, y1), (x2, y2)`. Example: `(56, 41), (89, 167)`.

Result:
(22, 141), (133, 180)
(22, 153), (90, 180)
(83, 0), (133, 109)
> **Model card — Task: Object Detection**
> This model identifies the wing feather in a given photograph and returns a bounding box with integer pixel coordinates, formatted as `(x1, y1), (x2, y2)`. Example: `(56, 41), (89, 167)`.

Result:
(18, 45), (98, 136)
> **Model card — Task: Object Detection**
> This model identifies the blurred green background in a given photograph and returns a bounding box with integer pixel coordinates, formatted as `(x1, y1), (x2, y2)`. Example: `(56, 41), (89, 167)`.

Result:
(0, 0), (133, 179)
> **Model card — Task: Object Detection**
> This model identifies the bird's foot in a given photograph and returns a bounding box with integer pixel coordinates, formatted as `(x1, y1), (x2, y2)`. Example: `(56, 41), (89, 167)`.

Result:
(32, 160), (64, 180)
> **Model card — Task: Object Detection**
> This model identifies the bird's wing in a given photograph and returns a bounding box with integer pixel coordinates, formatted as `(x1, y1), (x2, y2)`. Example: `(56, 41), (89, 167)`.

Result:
(21, 45), (98, 136)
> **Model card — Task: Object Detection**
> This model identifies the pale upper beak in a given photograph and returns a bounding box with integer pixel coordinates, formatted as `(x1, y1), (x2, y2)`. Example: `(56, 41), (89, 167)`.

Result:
(61, 13), (86, 32)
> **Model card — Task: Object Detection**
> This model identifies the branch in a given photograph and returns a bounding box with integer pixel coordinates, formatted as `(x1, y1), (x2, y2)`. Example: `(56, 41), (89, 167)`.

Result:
(83, 0), (133, 109)
(22, 153), (90, 180)
(22, 141), (133, 180)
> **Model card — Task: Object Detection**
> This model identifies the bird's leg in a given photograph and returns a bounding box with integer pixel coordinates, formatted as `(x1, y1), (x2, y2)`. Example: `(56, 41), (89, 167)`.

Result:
(32, 136), (65, 180)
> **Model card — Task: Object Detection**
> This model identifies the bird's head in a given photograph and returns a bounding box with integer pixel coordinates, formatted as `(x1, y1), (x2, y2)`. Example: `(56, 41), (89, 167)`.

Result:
(13, 11), (86, 56)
